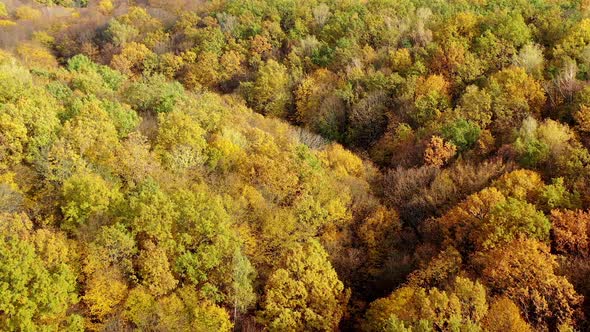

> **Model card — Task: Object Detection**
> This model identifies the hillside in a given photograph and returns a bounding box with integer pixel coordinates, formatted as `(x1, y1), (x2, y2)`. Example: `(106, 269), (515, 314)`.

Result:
(1, 0), (590, 331)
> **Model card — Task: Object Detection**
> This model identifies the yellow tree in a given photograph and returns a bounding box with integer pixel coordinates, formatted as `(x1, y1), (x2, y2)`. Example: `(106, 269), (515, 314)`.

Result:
(550, 209), (590, 256)
(137, 240), (178, 296)
(424, 136), (457, 168)
(61, 170), (118, 231)
(487, 67), (546, 132)
(295, 69), (340, 125)
(0, 112), (27, 170)
(155, 110), (207, 170)
(110, 42), (155, 76)
(15, 43), (58, 69)
(259, 240), (349, 331)
(477, 238), (582, 330)
(363, 276), (488, 331)
(483, 296), (532, 332)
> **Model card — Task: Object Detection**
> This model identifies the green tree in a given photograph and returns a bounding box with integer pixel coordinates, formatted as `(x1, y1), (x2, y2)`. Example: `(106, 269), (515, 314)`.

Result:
(441, 119), (481, 152)
(123, 74), (185, 114)
(242, 59), (291, 117)
(481, 197), (550, 249)
(0, 213), (78, 330)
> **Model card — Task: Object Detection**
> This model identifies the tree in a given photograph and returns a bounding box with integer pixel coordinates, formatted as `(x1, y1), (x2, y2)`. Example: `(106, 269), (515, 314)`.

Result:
(383, 165), (439, 224)
(61, 170), (118, 231)
(474, 31), (517, 72)
(259, 240), (349, 331)
(192, 300), (234, 332)
(492, 169), (544, 201)
(439, 187), (506, 252)
(219, 50), (245, 83)
(441, 119), (481, 152)
(83, 223), (137, 277)
(412, 74), (450, 126)
(550, 209), (590, 256)
(0, 60), (32, 103)
(540, 178), (581, 211)
(83, 266), (128, 320)
(346, 91), (389, 146)
(438, 184), (550, 251)
(123, 74), (185, 114)
(114, 132), (160, 183)
(295, 69), (341, 135)
(110, 42), (155, 76)
(424, 136), (456, 167)
(107, 6), (162, 47)
(15, 6), (41, 21)
(155, 109), (207, 170)
(0, 112), (27, 170)
(452, 277), (488, 323)
(363, 276), (489, 332)
(101, 100), (140, 138)
(407, 247), (463, 290)
(514, 117), (575, 167)
(487, 67), (546, 132)
(15, 43), (58, 69)
(0, 173), (23, 213)
(431, 14), (483, 86)
(574, 105), (590, 132)
(183, 51), (221, 90)
(363, 286), (431, 332)
(123, 286), (233, 331)
(477, 238), (582, 330)
(137, 241), (178, 296)
(60, 99), (121, 168)
(107, 20), (139, 46)
(67, 54), (125, 91)
(554, 18), (590, 68)
(513, 43), (544, 77)
(126, 180), (178, 244)
(98, 0), (113, 15)
(480, 197), (550, 249)
(489, 12), (531, 48)
(171, 187), (253, 311)
(0, 213), (78, 330)
(157, 52), (184, 80)
(242, 59), (291, 117)
(482, 297), (532, 332)
(1, 88), (61, 164)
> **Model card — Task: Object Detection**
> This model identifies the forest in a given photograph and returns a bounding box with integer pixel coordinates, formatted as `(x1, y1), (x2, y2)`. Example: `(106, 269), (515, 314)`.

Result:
(2, 0), (590, 331)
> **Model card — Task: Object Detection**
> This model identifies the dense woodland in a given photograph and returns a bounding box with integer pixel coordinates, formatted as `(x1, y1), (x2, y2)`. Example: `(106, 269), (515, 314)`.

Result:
(4, 0), (590, 331)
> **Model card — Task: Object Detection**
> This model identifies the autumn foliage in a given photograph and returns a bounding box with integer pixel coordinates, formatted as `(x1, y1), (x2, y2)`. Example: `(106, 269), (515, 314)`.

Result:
(3, 0), (590, 331)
